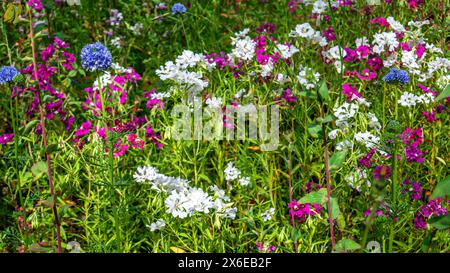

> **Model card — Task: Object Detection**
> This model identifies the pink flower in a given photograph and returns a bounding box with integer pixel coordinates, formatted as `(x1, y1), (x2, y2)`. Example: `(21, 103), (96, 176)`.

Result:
(28, 0), (43, 11)
(342, 83), (360, 101)
(0, 133), (14, 145)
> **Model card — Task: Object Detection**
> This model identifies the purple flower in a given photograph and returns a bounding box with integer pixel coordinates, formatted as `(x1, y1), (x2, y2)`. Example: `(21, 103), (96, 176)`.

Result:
(358, 148), (376, 168)
(80, 42), (112, 72)
(373, 165), (391, 181)
(414, 197), (448, 230)
(28, 0), (43, 11)
(401, 178), (422, 201)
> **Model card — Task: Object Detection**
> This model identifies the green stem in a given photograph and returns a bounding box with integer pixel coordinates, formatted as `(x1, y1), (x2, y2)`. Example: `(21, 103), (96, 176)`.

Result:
(96, 73), (121, 251)
(9, 85), (29, 248)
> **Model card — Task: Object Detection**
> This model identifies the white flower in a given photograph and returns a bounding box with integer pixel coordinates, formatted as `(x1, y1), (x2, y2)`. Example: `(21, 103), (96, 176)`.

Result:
(231, 36), (256, 61)
(387, 17), (405, 32)
(398, 92), (419, 107)
(146, 219), (166, 232)
(260, 60), (275, 77)
(355, 37), (369, 47)
(275, 44), (299, 59)
(206, 97), (223, 108)
(345, 169), (369, 192)
(133, 166), (190, 192)
(372, 32), (398, 54)
(238, 176), (250, 186)
(333, 102), (359, 129)
(222, 207), (237, 220)
(336, 140), (353, 151)
(312, 0), (327, 14)
(328, 129), (340, 140)
(224, 162), (241, 181)
(367, 113), (381, 131)
(354, 131), (380, 149)
(297, 65), (320, 90)
(261, 208), (275, 222)
(289, 23), (315, 39)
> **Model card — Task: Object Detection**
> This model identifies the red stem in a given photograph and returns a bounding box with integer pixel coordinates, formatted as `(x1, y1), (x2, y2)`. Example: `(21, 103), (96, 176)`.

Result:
(288, 158), (298, 253)
(321, 106), (336, 251)
(28, 8), (62, 253)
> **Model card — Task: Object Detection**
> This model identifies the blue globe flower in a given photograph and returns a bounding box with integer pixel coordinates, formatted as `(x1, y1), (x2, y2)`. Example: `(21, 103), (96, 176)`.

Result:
(80, 42), (112, 72)
(172, 3), (187, 15)
(0, 66), (20, 84)
(383, 68), (409, 84)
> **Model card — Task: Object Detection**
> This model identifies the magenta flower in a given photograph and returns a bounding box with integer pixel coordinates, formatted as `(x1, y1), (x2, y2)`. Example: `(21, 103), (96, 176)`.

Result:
(358, 148), (376, 168)
(414, 197), (448, 230)
(423, 110), (436, 123)
(342, 83), (360, 101)
(401, 178), (422, 201)
(28, 0), (43, 11)
(0, 133), (14, 145)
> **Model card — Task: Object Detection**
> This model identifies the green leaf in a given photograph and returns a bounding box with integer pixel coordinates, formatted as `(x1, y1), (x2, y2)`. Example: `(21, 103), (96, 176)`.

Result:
(335, 239), (361, 253)
(328, 197), (340, 219)
(318, 80), (329, 102)
(322, 114), (333, 124)
(329, 150), (347, 171)
(307, 123), (322, 138)
(3, 3), (15, 23)
(429, 215), (450, 230)
(22, 120), (40, 135)
(299, 188), (327, 204)
(45, 144), (59, 154)
(431, 175), (450, 199)
(436, 84), (450, 101)
(31, 161), (47, 179)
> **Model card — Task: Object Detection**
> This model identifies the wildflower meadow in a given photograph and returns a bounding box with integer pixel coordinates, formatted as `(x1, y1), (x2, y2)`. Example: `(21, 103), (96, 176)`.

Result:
(0, 0), (449, 255)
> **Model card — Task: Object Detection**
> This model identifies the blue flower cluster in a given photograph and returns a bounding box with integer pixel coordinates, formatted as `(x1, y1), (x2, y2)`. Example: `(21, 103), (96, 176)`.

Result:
(80, 42), (112, 72)
(172, 3), (187, 15)
(383, 68), (409, 84)
(0, 66), (20, 84)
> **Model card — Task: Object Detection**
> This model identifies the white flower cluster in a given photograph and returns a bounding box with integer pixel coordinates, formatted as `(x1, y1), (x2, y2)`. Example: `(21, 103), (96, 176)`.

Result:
(261, 208), (275, 222)
(135, 166), (237, 219)
(275, 44), (299, 59)
(110, 36), (122, 49)
(134, 166), (190, 192)
(397, 92), (435, 107)
(224, 162), (250, 186)
(372, 32), (398, 54)
(63, 0), (81, 5)
(289, 23), (328, 47)
(387, 17), (405, 32)
(231, 29), (256, 62)
(205, 97), (223, 108)
(333, 102), (359, 129)
(130, 23), (144, 36)
(367, 112), (381, 131)
(146, 219), (166, 232)
(156, 50), (209, 94)
(324, 46), (346, 73)
(345, 169), (370, 192)
(297, 65), (320, 90)
(354, 131), (380, 149)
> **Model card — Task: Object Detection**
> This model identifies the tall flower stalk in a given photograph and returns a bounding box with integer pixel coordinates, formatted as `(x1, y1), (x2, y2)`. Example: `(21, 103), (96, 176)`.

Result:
(27, 6), (62, 253)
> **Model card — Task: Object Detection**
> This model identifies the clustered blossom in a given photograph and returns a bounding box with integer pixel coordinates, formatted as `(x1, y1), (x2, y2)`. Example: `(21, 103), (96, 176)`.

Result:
(80, 42), (112, 72)
(134, 166), (237, 219)
(297, 65), (320, 90)
(401, 178), (422, 201)
(288, 200), (322, 222)
(398, 127), (425, 163)
(383, 68), (409, 84)
(172, 3), (187, 15)
(364, 202), (393, 219)
(261, 208), (275, 222)
(224, 162), (250, 187)
(0, 66), (20, 84)
(19, 37), (76, 133)
(413, 197), (448, 230)
(358, 148), (376, 168)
